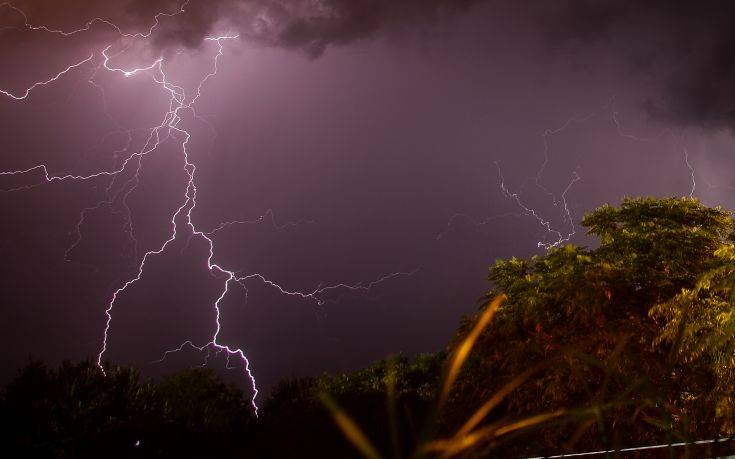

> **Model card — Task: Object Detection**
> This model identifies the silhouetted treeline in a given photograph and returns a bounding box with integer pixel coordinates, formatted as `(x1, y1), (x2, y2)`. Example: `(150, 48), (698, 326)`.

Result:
(0, 356), (442, 458)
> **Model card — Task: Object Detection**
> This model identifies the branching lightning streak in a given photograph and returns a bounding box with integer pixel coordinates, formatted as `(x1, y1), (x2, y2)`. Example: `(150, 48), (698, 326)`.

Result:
(0, 53), (95, 100)
(493, 110), (599, 249)
(92, 33), (249, 391)
(440, 108), (597, 249)
(0, 29), (263, 412)
(477, 97), (699, 251)
(0, 0), (190, 40)
(154, 269), (420, 364)
(207, 208), (317, 236)
(66, 68), (143, 262)
(610, 97), (697, 199)
(233, 269), (421, 307)
(1, 2), (418, 415)
(497, 162), (581, 249)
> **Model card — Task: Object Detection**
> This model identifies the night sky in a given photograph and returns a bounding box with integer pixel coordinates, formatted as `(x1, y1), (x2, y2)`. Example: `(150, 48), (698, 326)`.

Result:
(1, 0), (734, 403)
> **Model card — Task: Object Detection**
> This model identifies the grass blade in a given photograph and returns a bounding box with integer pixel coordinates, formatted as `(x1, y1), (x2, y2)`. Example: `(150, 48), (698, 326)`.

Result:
(320, 393), (384, 459)
(439, 294), (506, 409)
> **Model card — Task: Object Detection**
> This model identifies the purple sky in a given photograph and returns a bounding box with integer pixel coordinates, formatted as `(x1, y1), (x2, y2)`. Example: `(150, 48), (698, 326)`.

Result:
(1, 0), (734, 401)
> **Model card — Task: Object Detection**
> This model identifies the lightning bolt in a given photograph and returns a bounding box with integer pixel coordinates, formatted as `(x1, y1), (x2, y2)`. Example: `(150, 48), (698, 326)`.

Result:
(206, 208), (317, 236)
(0, 53), (95, 100)
(453, 96), (699, 251)
(497, 161), (581, 249)
(610, 97), (696, 199)
(0, 0), (190, 39)
(442, 115), (587, 250)
(682, 146), (696, 199)
(0, 3), (417, 416)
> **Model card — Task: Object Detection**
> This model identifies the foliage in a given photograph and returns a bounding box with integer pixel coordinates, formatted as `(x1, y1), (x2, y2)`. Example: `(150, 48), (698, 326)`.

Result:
(0, 361), (253, 457)
(651, 243), (735, 433)
(444, 197), (735, 455)
(317, 295), (576, 459)
(251, 353), (444, 458)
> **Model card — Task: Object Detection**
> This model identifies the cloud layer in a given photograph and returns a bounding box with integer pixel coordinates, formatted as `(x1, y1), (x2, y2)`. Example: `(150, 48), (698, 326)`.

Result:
(5, 0), (485, 57)
(545, 0), (735, 130)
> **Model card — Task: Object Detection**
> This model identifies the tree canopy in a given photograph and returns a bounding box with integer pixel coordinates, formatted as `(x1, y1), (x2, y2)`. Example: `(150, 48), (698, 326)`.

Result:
(0, 361), (253, 457)
(446, 197), (735, 454)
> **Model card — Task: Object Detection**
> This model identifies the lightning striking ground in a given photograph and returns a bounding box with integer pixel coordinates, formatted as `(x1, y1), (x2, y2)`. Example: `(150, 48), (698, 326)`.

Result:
(0, 2), (416, 415)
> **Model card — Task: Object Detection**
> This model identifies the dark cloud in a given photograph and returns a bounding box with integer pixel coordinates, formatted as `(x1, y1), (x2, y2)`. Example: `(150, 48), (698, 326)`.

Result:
(7, 0), (734, 129)
(244, 0), (483, 57)
(144, 0), (486, 57)
(544, 0), (735, 130)
(6, 0), (486, 57)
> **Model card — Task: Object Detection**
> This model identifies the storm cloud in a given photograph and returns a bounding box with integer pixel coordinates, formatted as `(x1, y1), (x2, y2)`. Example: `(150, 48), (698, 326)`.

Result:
(545, 0), (735, 130)
(4, 0), (487, 57)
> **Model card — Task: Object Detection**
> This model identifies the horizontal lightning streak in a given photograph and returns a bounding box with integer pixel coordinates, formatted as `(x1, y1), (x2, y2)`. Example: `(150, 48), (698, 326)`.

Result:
(234, 269), (421, 306)
(0, 0), (190, 39)
(0, 54), (94, 100)
(207, 208), (317, 236)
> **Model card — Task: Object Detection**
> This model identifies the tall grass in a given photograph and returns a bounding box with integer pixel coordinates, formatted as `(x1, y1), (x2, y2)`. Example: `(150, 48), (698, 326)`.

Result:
(319, 294), (735, 458)
(321, 295), (571, 458)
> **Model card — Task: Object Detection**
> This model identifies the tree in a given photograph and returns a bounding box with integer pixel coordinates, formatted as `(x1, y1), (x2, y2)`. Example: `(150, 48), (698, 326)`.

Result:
(0, 361), (254, 457)
(250, 353), (444, 458)
(652, 243), (735, 433)
(444, 197), (735, 455)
